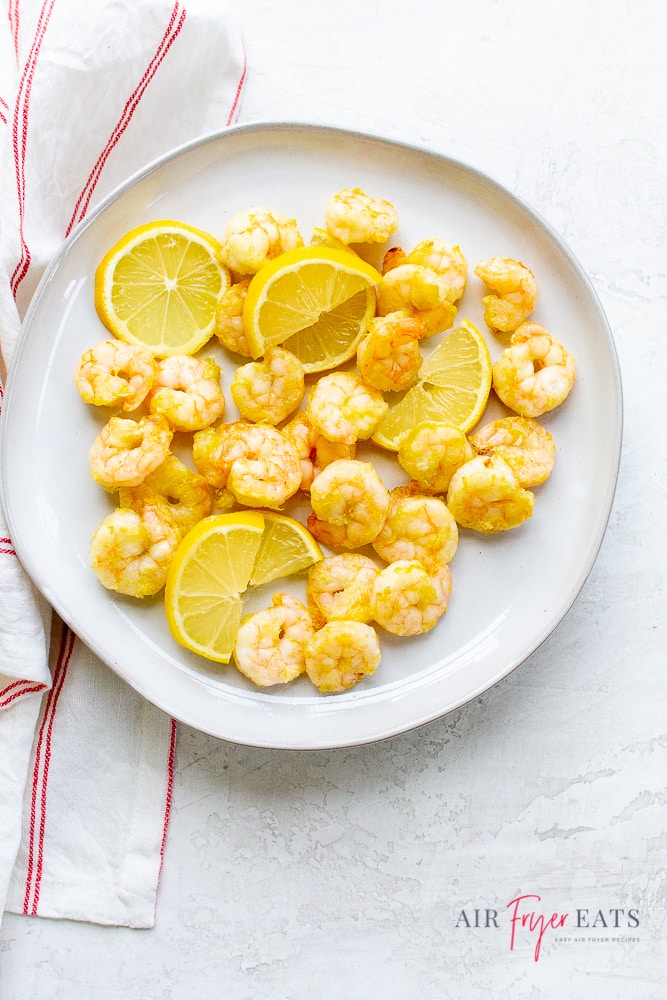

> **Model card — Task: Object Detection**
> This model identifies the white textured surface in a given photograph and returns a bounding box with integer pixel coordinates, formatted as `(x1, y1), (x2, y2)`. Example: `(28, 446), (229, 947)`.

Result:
(1, 0), (665, 995)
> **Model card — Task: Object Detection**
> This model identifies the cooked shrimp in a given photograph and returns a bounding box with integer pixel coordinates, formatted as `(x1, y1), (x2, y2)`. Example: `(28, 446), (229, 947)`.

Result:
(90, 500), (180, 597)
(119, 453), (213, 536)
(304, 620), (381, 694)
(218, 207), (303, 274)
(215, 278), (253, 358)
(381, 246), (408, 272)
(356, 311), (427, 392)
(192, 421), (302, 508)
(446, 454), (535, 533)
(371, 560), (452, 637)
(474, 257), (538, 333)
(233, 593), (315, 688)
(308, 458), (390, 549)
(372, 492), (458, 571)
(492, 322), (576, 418)
(397, 421), (475, 494)
(469, 415), (556, 487)
(211, 486), (236, 513)
(405, 239), (468, 303)
(89, 414), (173, 490)
(191, 423), (242, 489)
(306, 553), (379, 628)
(230, 347), (305, 424)
(307, 371), (388, 446)
(376, 263), (457, 335)
(324, 187), (398, 245)
(283, 412), (355, 492)
(282, 412), (356, 492)
(147, 356), (225, 432)
(75, 340), (156, 412)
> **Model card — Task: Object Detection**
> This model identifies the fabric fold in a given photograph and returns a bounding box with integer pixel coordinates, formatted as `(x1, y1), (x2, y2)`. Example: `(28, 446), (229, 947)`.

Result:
(0, 0), (245, 928)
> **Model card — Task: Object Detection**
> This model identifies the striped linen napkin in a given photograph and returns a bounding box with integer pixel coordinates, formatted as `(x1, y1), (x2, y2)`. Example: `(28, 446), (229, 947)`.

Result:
(0, 0), (245, 927)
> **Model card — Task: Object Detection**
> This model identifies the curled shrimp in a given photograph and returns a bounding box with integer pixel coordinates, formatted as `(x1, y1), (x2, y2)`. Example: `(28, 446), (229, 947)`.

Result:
(371, 560), (452, 637)
(469, 415), (556, 487)
(90, 499), (180, 598)
(385, 239), (468, 303)
(397, 421), (474, 494)
(119, 453), (213, 536)
(283, 412), (355, 492)
(89, 414), (173, 490)
(147, 356), (225, 432)
(233, 593), (315, 688)
(75, 339), (156, 412)
(230, 347), (305, 425)
(304, 620), (381, 694)
(446, 454), (534, 533)
(474, 257), (538, 333)
(307, 371), (388, 446)
(492, 322), (576, 418)
(192, 421), (302, 508)
(372, 492), (458, 571)
(306, 553), (379, 629)
(308, 458), (390, 549)
(376, 260), (457, 336)
(356, 311), (427, 392)
(215, 278), (253, 358)
(218, 207), (303, 275)
(324, 187), (398, 245)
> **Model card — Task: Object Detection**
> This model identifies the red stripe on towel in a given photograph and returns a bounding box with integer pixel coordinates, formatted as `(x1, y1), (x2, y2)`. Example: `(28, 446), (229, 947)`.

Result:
(0, 537), (17, 555)
(225, 45), (247, 125)
(8, 0), (20, 57)
(10, 0), (57, 298)
(22, 622), (75, 915)
(158, 719), (177, 879)
(64, 1), (186, 237)
(0, 683), (47, 707)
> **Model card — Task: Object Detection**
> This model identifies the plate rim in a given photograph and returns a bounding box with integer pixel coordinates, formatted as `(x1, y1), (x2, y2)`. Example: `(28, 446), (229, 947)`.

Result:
(0, 120), (623, 749)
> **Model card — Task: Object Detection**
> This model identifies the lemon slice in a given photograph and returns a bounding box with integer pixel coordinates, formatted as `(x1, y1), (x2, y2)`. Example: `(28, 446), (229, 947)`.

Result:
(242, 245), (381, 359)
(310, 226), (358, 253)
(165, 512), (264, 663)
(248, 512), (323, 587)
(95, 220), (229, 357)
(164, 510), (322, 663)
(280, 287), (376, 373)
(372, 319), (493, 450)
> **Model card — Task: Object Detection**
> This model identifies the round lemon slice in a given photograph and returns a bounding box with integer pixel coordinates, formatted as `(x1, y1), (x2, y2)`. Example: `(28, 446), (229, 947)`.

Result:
(372, 319), (493, 450)
(95, 220), (229, 357)
(242, 245), (381, 360)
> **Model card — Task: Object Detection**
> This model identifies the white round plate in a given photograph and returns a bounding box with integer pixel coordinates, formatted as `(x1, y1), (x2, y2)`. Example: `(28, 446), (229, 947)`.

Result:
(0, 122), (622, 749)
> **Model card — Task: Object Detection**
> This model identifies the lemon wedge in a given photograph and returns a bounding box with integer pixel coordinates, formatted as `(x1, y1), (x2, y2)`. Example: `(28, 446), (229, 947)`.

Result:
(165, 512), (264, 663)
(242, 245), (381, 361)
(165, 511), (322, 663)
(248, 512), (323, 587)
(372, 319), (493, 450)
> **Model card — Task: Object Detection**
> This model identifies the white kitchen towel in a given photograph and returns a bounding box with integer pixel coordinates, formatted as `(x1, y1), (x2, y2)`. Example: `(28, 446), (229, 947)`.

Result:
(0, 0), (245, 927)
